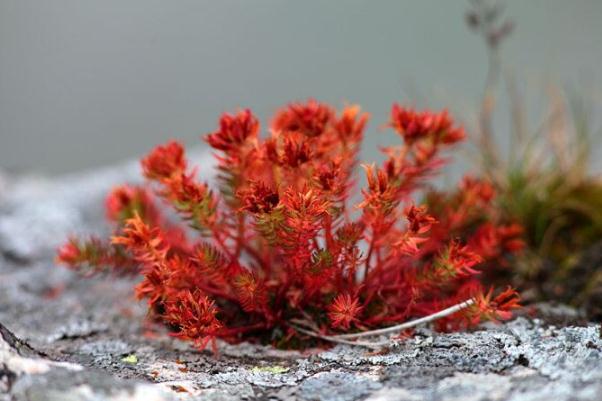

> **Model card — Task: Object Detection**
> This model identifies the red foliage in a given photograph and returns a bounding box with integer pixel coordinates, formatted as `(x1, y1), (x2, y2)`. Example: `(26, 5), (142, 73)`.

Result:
(58, 100), (521, 350)
(328, 293), (364, 330)
(141, 141), (186, 181)
(205, 109), (259, 152)
(389, 105), (465, 145)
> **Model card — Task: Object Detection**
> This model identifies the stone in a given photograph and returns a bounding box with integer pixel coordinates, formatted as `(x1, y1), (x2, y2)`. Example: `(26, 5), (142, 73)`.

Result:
(2, 151), (602, 400)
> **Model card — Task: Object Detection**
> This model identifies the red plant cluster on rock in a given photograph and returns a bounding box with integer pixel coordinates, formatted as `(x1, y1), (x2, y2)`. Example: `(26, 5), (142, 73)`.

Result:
(58, 100), (522, 350)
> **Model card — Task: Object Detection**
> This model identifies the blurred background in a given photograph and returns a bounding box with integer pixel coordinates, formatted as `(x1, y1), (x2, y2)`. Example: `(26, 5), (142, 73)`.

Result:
(1, 0), (601, 176)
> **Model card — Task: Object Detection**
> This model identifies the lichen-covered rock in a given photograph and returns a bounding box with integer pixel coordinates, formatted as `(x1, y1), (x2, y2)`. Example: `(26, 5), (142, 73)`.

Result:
(2, 152), (602, 401)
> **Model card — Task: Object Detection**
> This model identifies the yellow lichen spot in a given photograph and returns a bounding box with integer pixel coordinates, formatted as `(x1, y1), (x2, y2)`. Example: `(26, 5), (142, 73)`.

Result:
(121, 354), (138, 364)
(251, 365), (289, 374)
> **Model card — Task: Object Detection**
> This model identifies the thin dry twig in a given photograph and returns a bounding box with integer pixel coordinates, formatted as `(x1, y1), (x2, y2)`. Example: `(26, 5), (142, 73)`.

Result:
(333, 298), (475, 340)
(289, 323), (388, 349)
(290, 298), (475, 349)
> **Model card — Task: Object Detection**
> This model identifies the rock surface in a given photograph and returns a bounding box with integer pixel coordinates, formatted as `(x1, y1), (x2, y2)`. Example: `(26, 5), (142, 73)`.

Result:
(1, 154), (602, 401)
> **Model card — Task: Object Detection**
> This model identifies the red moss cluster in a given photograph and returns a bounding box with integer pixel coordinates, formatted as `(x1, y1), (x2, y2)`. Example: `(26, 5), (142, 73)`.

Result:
(58, 100), (522, 350)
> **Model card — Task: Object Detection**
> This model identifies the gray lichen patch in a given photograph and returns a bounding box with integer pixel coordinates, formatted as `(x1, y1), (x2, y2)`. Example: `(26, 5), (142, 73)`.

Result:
(2, 156), (602, 400)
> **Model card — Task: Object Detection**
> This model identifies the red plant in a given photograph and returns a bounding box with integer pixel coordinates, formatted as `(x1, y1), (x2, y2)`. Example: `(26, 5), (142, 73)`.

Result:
(57, 100), (521, 350)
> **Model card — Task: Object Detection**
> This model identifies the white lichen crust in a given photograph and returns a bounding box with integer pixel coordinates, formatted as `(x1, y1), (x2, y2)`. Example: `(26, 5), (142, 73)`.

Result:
(1, 154), (601, 401)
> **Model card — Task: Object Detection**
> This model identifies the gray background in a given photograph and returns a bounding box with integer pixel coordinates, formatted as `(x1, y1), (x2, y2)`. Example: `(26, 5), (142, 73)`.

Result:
(1, 0), (601, 176)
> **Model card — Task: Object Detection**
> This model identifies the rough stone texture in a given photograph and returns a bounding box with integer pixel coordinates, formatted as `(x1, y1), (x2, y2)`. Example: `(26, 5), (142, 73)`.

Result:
(1, 153), (602, 401)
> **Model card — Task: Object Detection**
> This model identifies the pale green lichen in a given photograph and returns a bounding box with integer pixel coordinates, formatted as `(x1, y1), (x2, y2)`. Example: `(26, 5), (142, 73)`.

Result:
(251, 365), (289, 374)
(121, 354), (138, 364)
